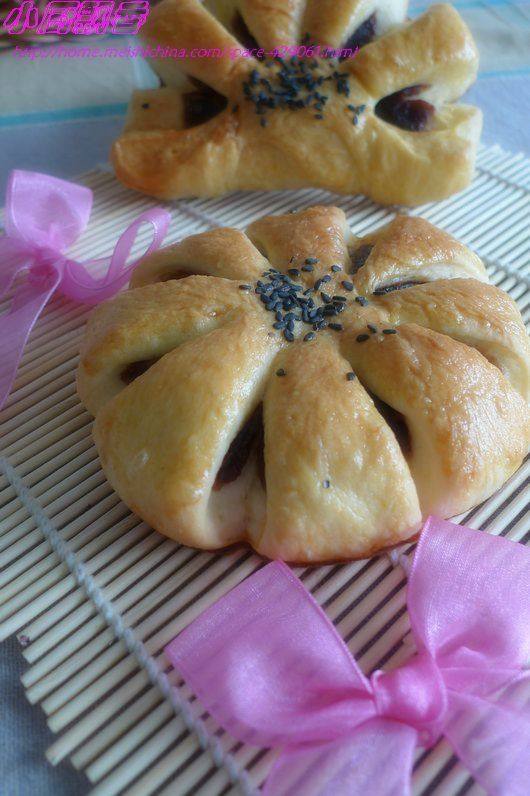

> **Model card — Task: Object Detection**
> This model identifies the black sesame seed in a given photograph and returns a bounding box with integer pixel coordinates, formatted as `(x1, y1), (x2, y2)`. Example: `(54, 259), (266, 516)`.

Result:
(284, 329), (295, 342)
(332, 295), (347, 303)
(141, 102), (150, 109)
(276, 368), (286, 377)
(304, 332), (316, 342)
(322, 479), (330, 489)
(314, 278), (323, 291)
(305, 257), (318, 265)
(331, 264), (342, 272)
(321, 274), (331, 283)
(341, 280), (354, 291)
(383, 328), (398, 335)
(238, 284), (252, 290)
(321, 292), (331, 303)
(323, 305), (338, 316)
(346, 372), (356, 381)
(301, 264), (314, 272)
(367, 323), (377, 333)
(354, 296), (369, 306)
(273, 321), (285, 329)
(356, 334), (370, 343)
(329, 323), (343, 331)
(288, 268), (300, 278)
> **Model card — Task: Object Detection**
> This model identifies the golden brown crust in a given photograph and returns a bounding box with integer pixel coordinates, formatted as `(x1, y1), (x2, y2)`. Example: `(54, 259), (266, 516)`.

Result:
(303, 0), (409, 47)
(246, 206), (354, 273)
(141, 0), (253, 94)
(77, 276), (258, 416)
(112, 2), (481, 206)
(257, 336), (422, 561)
(352, 214), (487, 294)
(341, 323), (530, 518)
(93, 313), (281, 548)
(374, 278), (530, 401)
(129, 227), (269, 287)
(78, 209), (530, 562)
(348, 4), (479, 101)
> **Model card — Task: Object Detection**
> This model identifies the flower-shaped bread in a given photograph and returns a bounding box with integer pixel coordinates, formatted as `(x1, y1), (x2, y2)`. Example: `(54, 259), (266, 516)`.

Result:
(77, 208), (530, 562)
(112, 0), (481, 205)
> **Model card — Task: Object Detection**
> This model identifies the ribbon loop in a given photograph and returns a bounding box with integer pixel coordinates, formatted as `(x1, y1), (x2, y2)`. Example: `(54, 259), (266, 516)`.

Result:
(5, 169), (92, 249)
(166, 561), (374, 750)
(0, 169), (171, 411)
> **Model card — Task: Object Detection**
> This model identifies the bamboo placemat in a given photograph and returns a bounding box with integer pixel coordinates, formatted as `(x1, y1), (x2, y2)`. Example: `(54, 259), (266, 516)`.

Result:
(0, 143), (529, 796)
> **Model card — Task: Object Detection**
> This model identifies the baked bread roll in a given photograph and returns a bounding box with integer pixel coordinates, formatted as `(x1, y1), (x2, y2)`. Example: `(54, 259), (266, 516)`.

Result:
(77, 209), (530, 562)
(112, 1), (481, 205)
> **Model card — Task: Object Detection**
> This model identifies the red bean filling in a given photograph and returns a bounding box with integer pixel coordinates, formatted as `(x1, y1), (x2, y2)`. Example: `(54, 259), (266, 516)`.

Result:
(214, 404), (264, 490)
(183, 80), (227, 128)
(349, 244), (373, 275)
(341, 12), (377, 55)
(369, 391), (411, 455)
(120, 358), (159, 384)
(158, 269), (189, 282)
(373, 279), (426, 296)
(375, 85), (434, 132)
(232, 11), (261, 54)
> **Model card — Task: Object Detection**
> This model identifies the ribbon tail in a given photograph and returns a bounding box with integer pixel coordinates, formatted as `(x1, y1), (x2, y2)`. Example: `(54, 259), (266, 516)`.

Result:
(60, 208), (171, 304)
(0, 240), (33, 297)
(445, 679), (530, 796)
(265, 719), (417, 796)
(0, 268), (60, 411)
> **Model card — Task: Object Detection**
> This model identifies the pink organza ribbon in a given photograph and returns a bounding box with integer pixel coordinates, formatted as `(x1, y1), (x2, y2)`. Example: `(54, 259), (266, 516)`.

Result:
(0, 169), (171, 410)
(165, 517), (530, 796)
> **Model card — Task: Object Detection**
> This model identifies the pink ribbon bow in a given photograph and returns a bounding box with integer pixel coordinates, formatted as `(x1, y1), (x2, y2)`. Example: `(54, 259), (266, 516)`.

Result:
(165, 517), (530, 796)
(0, 170), (171, 410)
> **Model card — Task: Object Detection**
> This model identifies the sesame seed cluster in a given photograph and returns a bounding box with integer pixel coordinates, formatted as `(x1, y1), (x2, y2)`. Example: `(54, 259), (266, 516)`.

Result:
(241, 57), (366, 128)
(239, 259), (397, 347)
